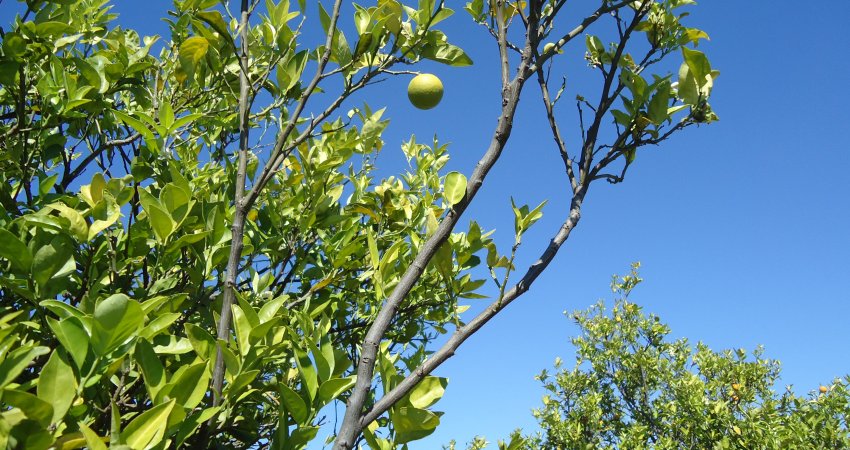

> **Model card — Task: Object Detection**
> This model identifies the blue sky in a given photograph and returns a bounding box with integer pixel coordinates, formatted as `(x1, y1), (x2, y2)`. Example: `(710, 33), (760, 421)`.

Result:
(5, 0), (849, 447)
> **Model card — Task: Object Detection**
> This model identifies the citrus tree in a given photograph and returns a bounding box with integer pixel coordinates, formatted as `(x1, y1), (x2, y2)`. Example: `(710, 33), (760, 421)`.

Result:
(0, 0), (718, 448)
(516, 266), (850, 449)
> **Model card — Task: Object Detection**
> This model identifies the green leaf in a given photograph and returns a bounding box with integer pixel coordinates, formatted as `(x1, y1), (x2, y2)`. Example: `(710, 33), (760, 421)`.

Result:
(31, 233), (75, 287)
(0, 228), (32, 272)
(377, 0), (403, 35)
(140, 312), (181, 339)
(40, 299), (87, 322)
(2, 388), (54, 428)
(295, 349), (318, 400)
(91, 294), (145, 356)
(169, 113), (204, 132)
(135, 339), (167, 400)
(78, 422), (109, 450)
(164, 361), (209, 409)
(681, 46), (711, 88)
(421, 40), (473, 67)
(258, 296), (287, 323)
(175, 407), (219, 447)
(231, 304), (252, 356)
(178, 36), (210, 77)
(46, 316), (89, 370)
(88, 193), (121, 240)
(279, 382), (310, 424)
(276, 50), (308, 93)
(197, 10), (230, 39)
(443, 171), (467, 205)
(184, 323), (216, 360)
(407, 376), (447, 409)
(112, 110), (155, 144)
(648, 81), (671, 124)
(677, 63), (699, 106)
(139, 188), (175, 244)
(392, 406), (441, 444)
(158, 101), (175, 132)
(48, 202), (89, 242)
(37, 350), (77, 424)
(521, 200), (547, 231)
(123, 399), (176, 450)
(0, 346), (50, 389)
(318, 376), (356, 405)
(73, 57), (108, 94)
(159, 183), (191, 226)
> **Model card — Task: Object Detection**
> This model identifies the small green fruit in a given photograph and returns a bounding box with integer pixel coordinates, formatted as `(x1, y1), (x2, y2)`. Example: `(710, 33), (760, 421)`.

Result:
(407, 73), (444, 110)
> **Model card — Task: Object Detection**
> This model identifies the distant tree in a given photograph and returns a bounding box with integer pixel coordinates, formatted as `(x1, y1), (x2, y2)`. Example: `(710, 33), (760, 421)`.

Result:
(518, 264), (850, 449)
(0, 0), (717, 448)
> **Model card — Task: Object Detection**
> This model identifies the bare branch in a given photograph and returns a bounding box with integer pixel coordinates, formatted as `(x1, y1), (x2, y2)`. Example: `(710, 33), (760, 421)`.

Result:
(494, 0), (511, 88)
(536, 68), (578, 192)
(61, 132), (141, 189)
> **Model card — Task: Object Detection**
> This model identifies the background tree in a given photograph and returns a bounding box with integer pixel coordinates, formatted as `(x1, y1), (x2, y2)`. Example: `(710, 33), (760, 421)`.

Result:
(518, 265), (850, 449)
(0, 0), (717, 448)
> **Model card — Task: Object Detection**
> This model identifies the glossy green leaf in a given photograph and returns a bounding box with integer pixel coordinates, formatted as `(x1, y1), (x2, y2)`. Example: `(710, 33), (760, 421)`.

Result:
(178, 36), (209, 76)
(37, 349), (77, 424)
(112, 110), (155, 144)
(78, 422), (109, 450)
(231, 304), (252, 356)
(407, 376), (447, 409)
(648, 81), (671, 124)
(164, 361), (209, 409)
(279, 382), (310, 424)
(0, 229), (32, 272)
(295, 348), (318, 400)
(123, 399), (176, 450)
(392, 406), (441, 444)
(184, 323), (216, 360)
(174, 407), (220, 447)
(0, 346), (50, 389)
(135, 339), (167, 400)
(48, 202), (89, 242)
(318, 376), (356, 405)
(46, 316), (89, 370)
(31, 233), (75, 287)
(682, 46), (712, 88)
(197, 10), (230, 38)
(4, 388), (54, 427)
(91, 294), (145, 356)
(443, 171), (467, 205)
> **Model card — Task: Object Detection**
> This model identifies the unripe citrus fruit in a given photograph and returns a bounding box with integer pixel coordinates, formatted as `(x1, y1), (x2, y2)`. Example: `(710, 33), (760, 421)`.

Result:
(731, 383), (741, 391)
(407, 73), (443, 110)
(247, 209), (258, 222)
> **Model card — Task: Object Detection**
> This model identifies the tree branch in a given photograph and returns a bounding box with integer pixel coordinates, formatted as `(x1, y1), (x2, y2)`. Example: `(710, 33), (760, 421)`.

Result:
(360, 186), (589, 427)
(211, 0), (252, 405)
(536, 68), (578, 192)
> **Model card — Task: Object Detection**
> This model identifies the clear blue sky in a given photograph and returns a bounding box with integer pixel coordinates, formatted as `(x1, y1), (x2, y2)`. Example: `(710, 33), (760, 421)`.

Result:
(5, 1), (849, 447)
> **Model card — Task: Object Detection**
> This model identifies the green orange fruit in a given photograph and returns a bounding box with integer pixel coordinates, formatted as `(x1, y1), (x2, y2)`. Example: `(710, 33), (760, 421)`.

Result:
(407, 73), (444, 110)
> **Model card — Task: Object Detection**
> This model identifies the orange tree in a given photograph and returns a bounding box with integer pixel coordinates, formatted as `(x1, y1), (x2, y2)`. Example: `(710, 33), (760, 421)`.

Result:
(0, 0), (717, 448)
(523, 267), (850, 449)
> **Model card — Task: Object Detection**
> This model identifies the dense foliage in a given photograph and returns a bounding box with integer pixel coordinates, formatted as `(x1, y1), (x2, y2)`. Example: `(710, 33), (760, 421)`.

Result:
(524, 266), (849, 449)
(0, 0), (718, 448)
